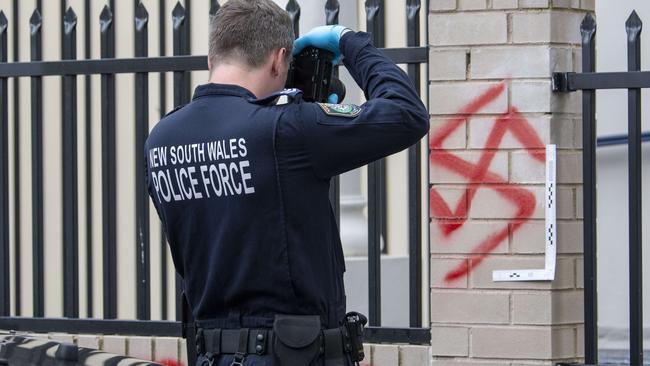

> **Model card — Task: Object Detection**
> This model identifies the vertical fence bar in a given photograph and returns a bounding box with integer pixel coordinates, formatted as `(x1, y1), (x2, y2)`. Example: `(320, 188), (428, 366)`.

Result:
(172, 2), (189, 321)
(626, 10), (643, 366)
(0, 11), (8, 317)
(158, 0), (168, 321)
(173, 2), (189, 104)
(406, 0), (422, 328)
(580, 13), (597, 365)
(209, 0), (219, 21)
(172, 4), (195, 361)
(366, 0), (385, 46)
(100, 5), (117, 319)
(11, 0), (20, 316)
(184, 0), (191, 102)
(135, 2), (151, 320)
(365, 0), (384, 326)
(325, 0), (341, 226)
(30, 9), (44, 318)
(83, 0), (93, 319)
(286, 0), (300, 38)
(59, 1), (65, 56)
(62, 7), (79, 318)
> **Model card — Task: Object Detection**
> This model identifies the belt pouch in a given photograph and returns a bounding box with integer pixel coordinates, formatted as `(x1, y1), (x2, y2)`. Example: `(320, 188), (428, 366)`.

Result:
(272, 315), (322, 366)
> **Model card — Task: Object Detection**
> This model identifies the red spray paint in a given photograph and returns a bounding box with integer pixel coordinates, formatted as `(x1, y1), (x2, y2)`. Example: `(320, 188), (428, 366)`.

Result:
(157, 359), (183, 366)
(429, 82), (545, 282)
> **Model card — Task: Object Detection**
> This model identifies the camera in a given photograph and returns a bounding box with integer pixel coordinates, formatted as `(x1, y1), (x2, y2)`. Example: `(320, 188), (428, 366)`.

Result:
(285, 46), (346, 103)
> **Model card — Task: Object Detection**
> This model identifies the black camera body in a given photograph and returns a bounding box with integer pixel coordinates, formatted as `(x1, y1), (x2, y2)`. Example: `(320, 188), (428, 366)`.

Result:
(285, 46), (346, 103)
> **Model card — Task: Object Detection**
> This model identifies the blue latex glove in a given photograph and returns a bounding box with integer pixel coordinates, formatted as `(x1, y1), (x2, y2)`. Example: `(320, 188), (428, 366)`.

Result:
(327, 93), (339, 104)
(293, 25), (348, 63)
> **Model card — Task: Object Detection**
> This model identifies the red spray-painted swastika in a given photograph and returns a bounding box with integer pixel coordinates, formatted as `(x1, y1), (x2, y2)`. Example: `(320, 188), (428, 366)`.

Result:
(429, 82), (545, 283)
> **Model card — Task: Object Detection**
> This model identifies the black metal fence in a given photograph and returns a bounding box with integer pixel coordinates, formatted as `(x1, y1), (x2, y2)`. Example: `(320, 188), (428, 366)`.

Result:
(553, 10), (648, 366)
(0, 0), (430, 358)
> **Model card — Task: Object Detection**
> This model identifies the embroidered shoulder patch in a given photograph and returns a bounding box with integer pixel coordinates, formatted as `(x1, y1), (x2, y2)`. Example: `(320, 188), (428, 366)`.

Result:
(317, 103), (362, 118)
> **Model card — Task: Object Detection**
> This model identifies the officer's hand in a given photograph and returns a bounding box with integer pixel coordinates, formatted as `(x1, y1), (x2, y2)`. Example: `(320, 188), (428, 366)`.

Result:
(293, 25), (349, 63)
(327, 94), (339, 104)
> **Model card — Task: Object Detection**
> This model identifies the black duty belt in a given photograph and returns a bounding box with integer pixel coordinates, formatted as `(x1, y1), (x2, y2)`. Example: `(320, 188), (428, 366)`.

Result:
(196, 328), (273, 356)
(195, 313), (367, 366)
(196, 327), (346, 359)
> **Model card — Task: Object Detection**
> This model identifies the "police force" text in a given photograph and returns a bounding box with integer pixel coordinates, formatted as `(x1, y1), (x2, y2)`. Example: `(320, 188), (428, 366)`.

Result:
(148, 138), (255, 203)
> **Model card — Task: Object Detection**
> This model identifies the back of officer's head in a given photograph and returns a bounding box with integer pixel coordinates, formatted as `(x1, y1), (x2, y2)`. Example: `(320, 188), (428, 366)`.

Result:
(209, 0), (294, 69)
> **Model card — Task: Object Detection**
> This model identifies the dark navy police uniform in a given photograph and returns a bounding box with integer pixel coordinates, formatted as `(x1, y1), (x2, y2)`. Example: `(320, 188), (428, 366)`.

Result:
(145, 32), (428, 365)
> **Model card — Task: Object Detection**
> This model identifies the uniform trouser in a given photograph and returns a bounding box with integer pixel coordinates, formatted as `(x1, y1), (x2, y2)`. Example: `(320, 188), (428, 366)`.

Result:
(195, 353), (355, 366)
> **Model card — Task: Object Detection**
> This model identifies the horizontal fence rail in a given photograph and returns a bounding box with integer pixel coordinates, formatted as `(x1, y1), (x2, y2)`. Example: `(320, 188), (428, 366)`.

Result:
(553, 70), (650, 91)
(0, 1), (431, 361)
(552, 10), (646, 366)
(596, 131), (650, 147)
(0, 48), (427, 77)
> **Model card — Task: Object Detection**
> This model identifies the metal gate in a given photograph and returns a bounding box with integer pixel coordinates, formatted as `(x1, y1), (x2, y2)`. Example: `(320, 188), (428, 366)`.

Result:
(553, 10), (648, 366)
(0, 0), (431, 363)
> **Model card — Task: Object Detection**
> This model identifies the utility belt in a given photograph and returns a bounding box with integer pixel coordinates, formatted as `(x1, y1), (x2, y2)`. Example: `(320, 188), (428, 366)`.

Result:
(196, 312), (367, 366)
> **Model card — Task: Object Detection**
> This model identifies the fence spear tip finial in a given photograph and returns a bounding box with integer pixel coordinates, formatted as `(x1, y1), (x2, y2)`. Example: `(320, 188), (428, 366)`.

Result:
(210, 0), (221, 17)
(30, 9), (42, 34)
(135, 2), (149, 30)
(365, 0), (381, 9)
(64, 7), (77, 33)
(100, 5), (113, 31)
(406, 0), (421, 19)
(172, 2), (186, 29)
(406, 0), (421, 8)
(626, 10), (642, 34)
(0, 11), (6, 33)
(581, 12), (596, 32)
(286, 0), (300, 13)
(325, 0), (339, 25)
(30, 8), (42, 25)
(172, 2), (186, 17)
(135, 2), (148, 19)
(64, 6), (77, 22)
(325, 0), (339, 10)
(100, 5), (113, 21)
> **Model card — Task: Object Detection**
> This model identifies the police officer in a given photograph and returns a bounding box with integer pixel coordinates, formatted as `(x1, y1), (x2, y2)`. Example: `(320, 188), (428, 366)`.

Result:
(145, 0), (428, 365)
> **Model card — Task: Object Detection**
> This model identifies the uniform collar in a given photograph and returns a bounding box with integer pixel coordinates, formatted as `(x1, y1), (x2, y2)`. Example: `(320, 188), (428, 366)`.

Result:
(192, 83), (257, 100)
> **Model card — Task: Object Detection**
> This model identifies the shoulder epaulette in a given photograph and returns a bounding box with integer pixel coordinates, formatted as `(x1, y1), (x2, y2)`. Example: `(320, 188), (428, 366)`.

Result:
(248, 88), (303, 105)
(163, 103), (186, 118)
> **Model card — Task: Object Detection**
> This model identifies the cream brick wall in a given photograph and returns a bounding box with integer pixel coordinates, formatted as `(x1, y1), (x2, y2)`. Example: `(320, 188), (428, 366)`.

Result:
(429, 0), (587, 365)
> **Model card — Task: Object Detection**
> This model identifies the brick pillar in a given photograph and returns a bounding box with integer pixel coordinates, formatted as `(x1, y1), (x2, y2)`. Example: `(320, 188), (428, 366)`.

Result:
(428, 1), (592, 365)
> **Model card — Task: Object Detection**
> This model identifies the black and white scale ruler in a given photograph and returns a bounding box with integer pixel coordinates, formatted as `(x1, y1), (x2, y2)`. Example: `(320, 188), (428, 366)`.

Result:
(493, 144), (556, 282)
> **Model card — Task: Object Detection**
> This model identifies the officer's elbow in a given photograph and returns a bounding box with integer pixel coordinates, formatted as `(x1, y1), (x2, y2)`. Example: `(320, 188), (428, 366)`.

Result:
(406, 105), (430, 140)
